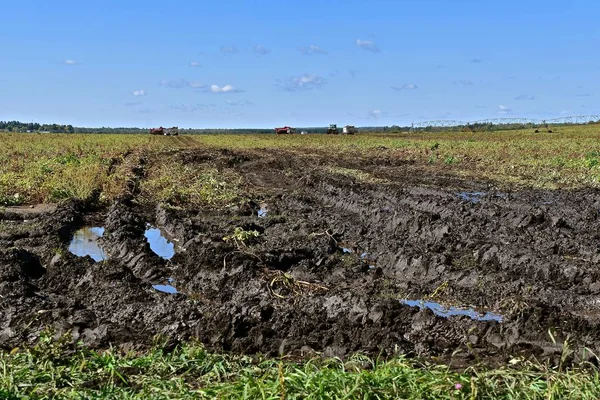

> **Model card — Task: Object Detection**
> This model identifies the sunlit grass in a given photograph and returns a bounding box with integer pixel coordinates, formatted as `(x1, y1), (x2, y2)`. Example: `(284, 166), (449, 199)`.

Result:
(2, 333), (600, 399)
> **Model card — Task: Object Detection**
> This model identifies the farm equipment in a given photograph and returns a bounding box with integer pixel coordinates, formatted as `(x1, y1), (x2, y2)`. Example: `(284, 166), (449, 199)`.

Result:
(149, 126), (179, 136)
(326, 124), (339, 135)
(274, 126), (296, 134)
(343, 125), (357, 134)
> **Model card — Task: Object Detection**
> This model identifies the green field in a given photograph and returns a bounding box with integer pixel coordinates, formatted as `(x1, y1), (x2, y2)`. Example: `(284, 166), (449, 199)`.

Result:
(2, 125), (600, 206)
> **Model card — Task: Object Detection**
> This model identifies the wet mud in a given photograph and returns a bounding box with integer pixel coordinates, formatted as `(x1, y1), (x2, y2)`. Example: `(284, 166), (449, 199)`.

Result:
(2, 147), (600, 366)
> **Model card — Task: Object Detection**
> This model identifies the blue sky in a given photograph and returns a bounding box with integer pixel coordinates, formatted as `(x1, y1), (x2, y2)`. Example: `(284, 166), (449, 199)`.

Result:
(1, 0), (598, 128)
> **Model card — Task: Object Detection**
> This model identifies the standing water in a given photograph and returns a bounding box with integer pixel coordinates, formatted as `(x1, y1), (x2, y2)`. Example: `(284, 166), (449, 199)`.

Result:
(68, 227), (107, 262)
(144, 226), (175, 260)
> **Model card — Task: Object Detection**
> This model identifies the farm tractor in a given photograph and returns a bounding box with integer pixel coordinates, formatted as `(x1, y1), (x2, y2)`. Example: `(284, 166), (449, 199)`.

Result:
(326, 124), (357, 134)
(149, 126), (179, 136)
(274, 126), (296, 134)
(326, 124), (339, 134)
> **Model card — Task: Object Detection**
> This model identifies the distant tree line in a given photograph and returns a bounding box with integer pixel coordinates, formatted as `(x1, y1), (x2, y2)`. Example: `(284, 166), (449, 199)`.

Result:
(0, 121), (74, 133)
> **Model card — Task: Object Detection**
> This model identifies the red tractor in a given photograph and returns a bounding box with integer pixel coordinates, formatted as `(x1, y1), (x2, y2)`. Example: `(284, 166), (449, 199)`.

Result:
(149, 126), (179, 136)
(274, 126), (296, 134)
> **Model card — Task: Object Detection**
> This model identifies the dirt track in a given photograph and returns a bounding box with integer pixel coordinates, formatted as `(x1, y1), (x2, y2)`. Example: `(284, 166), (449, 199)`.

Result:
(2, 147), (600, 366)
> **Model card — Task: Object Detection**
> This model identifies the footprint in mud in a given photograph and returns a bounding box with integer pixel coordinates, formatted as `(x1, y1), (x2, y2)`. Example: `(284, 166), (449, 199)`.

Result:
(402, 299), (503, 322)
(68, 227), (107, 262)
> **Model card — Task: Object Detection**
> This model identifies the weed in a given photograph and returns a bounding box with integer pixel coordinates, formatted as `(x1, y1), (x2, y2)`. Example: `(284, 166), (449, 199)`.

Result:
(223, 227), (260, 248)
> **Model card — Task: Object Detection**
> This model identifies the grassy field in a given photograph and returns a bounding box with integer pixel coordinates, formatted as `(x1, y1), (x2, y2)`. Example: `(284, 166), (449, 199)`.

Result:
(1, 125), (600, 205)
(3, 127), (600, 398)
(2, 333), (600, 399)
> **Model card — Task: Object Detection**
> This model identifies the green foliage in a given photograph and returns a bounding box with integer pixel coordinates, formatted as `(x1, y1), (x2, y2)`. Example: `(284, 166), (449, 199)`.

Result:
(2, 335), (600, 399)
(223, 227), (260, 246)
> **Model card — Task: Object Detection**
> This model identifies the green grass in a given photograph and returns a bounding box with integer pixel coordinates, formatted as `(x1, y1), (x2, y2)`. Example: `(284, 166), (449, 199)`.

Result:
(2, 333), (600, 399)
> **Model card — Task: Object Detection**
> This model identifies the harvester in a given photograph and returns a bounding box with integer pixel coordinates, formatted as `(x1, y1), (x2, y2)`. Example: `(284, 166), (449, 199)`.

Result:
(149, 126), (179, 136)
(274, 126), (296, 134)
(343, 125), (357, 134)
(326, 124), (339, 134)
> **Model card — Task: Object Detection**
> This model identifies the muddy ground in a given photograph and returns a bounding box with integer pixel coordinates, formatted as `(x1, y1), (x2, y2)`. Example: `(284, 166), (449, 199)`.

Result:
(2, 147), (600, 366)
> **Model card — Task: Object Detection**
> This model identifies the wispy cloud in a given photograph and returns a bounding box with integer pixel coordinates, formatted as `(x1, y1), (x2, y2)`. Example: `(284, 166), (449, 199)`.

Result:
(391, 83), (418, 91)
(159, 80), (205, 90)
(170, 103), (243, 117)
(63, 60), (79, 65)
(470, 58), (483, 64)
(356, 39), (380, 53)
(132, 89), (146, 96)
(220, 45), (239, 54)
(514, 94), (535, 100)
(253, 45), (270, 56)
(277, 74), (326, 91)
(159, 79), (188, 89)
(576, 93), (593, 97)
(125, 101), (142, 107)
(298, 45), (327, 55)
(369, 109), (388, 119)
(210, 84), (243, 93)
(453, 80), (474, 86)
(189, 61), (201, 67)
(225, 100), (253, 106)
(498, 105), (512, 114)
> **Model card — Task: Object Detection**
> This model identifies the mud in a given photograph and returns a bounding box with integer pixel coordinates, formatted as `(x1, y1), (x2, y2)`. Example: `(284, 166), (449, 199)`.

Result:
(2, 147), (600, 366)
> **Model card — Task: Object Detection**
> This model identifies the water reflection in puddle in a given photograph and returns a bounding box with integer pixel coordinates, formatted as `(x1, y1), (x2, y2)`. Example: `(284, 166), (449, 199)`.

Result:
(458, 192), (486, 203)
(68, 227), (107, 262)
(152, 284), (178, 294)
(401, 299), (503, 322)
(144, 226), (175, 260)
(258, 204), (268, 218)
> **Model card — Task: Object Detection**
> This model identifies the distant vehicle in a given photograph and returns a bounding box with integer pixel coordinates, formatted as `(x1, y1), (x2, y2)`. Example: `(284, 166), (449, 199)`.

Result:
(274, 126), (296, 134)
(343, 125), (357, 134)
(149, 126), (179, 136)
(326, 124), (339, 134)
(300, 131), (307, 135)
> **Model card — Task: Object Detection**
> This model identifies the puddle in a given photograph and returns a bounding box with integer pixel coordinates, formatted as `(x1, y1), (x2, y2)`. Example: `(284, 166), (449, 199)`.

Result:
(401, 299), (503, 322)
(68, 227), (107, 262)
(458, 192), (486, 203)
(152, 284), (178, 294)
(257, 204), (268, 218)
(144, 226), (175, 260)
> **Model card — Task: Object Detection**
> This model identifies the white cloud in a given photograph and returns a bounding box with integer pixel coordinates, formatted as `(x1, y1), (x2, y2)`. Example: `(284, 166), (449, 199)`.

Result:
(298, 45), (327, 55)
(391, 83), (418, 91)
(159, 80), (206, 90)
(453, 80), (474, 86)
(253, 45), (270, 56)
(64, 60), (79, 65)
(220, 45), (239, 54)
(189, 61), (201, 67)
(356, 39), (380, 53)
(210, 84), (242, 93)
(498, 105), (512, 114)
(132, 89), (146, 96)
(187, 81), (205, 89)
(369, 109), (383, 118)
(278, 74), (326, 91)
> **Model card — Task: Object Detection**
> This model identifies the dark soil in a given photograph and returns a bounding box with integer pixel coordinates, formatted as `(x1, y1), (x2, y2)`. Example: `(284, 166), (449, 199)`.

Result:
(2, 147), (600, 366)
